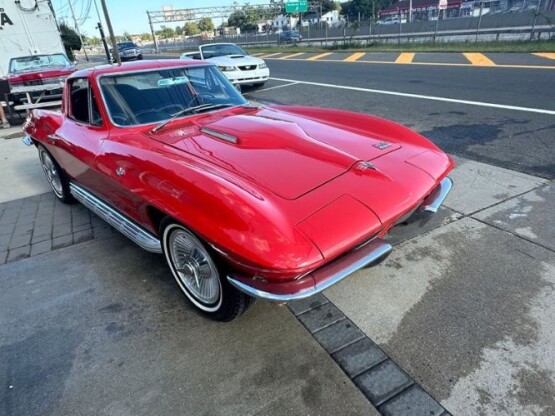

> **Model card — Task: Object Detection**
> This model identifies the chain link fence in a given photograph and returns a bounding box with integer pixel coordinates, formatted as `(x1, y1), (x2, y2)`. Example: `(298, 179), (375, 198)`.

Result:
(143, 9), (554, 52)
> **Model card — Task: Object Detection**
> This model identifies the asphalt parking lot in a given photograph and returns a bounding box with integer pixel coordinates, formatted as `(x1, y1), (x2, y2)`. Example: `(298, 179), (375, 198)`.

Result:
(1, 52), (554, 415)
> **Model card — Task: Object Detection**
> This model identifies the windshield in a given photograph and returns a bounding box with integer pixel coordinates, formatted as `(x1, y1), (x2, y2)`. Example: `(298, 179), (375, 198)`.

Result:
(9, 54), (71, 73)
(98, 65), (247, 126)
(117, 42), (136, 49)
(201, 44), (248, 59)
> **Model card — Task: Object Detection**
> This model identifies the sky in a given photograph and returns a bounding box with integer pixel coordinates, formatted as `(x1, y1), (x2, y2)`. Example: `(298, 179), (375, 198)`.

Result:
(52, 0), (272, 37)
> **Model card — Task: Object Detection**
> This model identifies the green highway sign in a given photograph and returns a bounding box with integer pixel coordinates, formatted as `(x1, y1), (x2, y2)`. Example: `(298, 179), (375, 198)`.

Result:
(285, 0), (308, 13)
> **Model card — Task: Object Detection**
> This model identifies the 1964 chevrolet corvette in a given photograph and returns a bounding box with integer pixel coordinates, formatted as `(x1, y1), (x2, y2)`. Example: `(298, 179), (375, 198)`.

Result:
(23, 60), (453, 321)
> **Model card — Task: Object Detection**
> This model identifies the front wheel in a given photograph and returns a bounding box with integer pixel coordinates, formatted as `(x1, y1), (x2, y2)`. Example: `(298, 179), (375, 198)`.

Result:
(38, 145), (74, 204)
(253, 82), (266, 88)
(162, 221), (255, 321)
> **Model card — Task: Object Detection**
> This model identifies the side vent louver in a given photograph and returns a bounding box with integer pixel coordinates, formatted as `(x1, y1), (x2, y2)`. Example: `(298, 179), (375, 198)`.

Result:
(201, 128), (238, 144)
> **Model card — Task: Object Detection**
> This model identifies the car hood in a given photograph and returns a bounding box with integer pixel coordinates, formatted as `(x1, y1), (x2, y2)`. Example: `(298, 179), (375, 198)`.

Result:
(150, 106), (402, 200)
(8, 67), (75, 83)
(206, 55), (264, 66)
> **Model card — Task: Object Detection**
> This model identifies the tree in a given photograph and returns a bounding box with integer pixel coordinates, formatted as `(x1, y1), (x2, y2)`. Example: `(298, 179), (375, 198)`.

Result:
(183, 22), (200, 36)
(122, 31), (132, 41)
(140, 32), (152, 41)
(227, 7), (259, 31)
(198, 18), (215, 32)
(85, 35), (101, 46)
(59, 23), (81, 60)
(175, 26), (183, 36)
(341, 0), (392, 20)
(156, 25), (175, 39)
(313, 0), (337, 14)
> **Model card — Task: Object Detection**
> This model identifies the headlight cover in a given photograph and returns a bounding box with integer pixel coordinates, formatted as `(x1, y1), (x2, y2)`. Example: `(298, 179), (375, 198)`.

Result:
(259, 62), (267, 69)
(218, 66), (236, 72)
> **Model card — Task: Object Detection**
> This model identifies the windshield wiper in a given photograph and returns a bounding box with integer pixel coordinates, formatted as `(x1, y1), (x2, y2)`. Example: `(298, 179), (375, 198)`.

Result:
(150, 103), (233, 134)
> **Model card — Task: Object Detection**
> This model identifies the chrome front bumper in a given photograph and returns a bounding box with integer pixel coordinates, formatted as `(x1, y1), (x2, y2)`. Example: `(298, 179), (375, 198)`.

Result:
(227, 176), (453, 302)
(422, 177), (453, 213)
(398, 176), (453, 225)
(227, 238), (392, 302)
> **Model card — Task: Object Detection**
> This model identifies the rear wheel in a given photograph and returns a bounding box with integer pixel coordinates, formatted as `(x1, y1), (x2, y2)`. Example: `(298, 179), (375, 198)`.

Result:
(161, 221), (255, 321)
(38, 145), (74, 204)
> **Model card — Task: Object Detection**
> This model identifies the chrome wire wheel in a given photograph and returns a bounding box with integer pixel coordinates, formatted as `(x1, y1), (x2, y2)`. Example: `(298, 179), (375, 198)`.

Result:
(39, 148), (63, 198)
(164, 225), (222, 312)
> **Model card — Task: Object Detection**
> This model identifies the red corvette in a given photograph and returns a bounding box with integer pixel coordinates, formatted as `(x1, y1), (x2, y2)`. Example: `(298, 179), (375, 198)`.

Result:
(23, 60), (453, 321)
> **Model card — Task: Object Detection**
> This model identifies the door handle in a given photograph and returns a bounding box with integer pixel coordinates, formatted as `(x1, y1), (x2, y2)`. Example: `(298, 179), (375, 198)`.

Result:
(47, 134), (61, 141)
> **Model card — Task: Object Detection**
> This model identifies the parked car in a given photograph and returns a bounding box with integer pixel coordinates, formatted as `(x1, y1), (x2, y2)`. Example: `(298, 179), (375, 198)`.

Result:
(7, 53), (75, 87)
(22, 60), (453, 321)
(377, 17), (401, 25)
(6, 53), (76, 106)
(180, 43), (269, 90)
(114, 42), (143, 61)
(278, 30), (302, 44)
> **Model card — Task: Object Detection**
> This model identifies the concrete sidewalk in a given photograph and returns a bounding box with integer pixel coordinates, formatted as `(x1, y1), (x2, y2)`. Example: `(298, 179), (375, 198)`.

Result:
(3, 121), (554, 415)
(0, 131), (380, 415)
(0, 235), (377, 416)
(326, 158), (555, 415)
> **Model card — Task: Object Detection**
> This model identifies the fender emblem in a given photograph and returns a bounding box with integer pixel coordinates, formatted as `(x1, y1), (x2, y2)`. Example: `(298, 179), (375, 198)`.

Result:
(374, 141), (391, 150)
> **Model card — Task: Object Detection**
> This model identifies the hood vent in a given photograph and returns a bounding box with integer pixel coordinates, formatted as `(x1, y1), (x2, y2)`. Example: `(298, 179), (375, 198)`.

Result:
(201, 127), (238, 144)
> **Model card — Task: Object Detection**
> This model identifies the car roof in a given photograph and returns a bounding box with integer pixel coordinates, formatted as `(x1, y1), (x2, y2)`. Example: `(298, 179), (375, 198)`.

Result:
(70, 59), (213, 79)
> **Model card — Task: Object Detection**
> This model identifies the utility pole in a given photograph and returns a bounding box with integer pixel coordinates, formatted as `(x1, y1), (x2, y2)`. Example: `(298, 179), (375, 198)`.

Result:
(409, 0), (413, 22)
(92, 0), (111, 62)
(100, 0), (121, 64)
(68, 0), (89, 61)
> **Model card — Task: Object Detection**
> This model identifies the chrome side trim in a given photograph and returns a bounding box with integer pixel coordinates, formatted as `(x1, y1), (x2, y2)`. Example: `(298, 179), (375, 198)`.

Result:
(422, 177), (453, 213)
(69, 183), (162, 253)
(22, 136), (34, 146)
(227, 238), (392, 302)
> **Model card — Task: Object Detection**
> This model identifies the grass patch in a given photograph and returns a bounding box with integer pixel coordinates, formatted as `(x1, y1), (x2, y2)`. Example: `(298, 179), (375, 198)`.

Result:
(245, 39), (555, 54)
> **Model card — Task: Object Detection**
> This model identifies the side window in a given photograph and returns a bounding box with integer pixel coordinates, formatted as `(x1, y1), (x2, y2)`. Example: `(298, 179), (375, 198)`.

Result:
(90, 89), (103, 126)
(69, 78), (103, 126)
(69, 78), (90, 123)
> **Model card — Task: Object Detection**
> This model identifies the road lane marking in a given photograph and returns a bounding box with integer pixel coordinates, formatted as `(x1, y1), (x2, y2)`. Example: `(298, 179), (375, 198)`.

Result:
(251, 53), (265, 56)
(463, 53), (496, 66)
(307, 52), (333, 61)
(280, 52), (304, 60)
(343, 52), (365, 62)
(269, 77), (555, 115)
(533, 52), (555, 60)
(261, 56), (555, 69)
(259, 52), (282, 58)
(395, 52), (415, 64)
(245, 82), (299, 93)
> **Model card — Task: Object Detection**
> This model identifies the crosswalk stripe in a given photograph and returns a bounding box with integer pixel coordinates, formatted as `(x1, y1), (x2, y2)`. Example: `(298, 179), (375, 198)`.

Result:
(395, 52), (415, 64)
(280, 52), (304, 60)
(463, 53), (496, 66)
(343, 52), (365, 62)
(533, 52), (555, 60)
(307, 52), (333, 61)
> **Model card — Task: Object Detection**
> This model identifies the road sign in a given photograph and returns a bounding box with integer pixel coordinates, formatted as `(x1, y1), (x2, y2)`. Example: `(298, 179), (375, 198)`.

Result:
(285, 1), (308, 13)
(438, 0), (448, 10)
